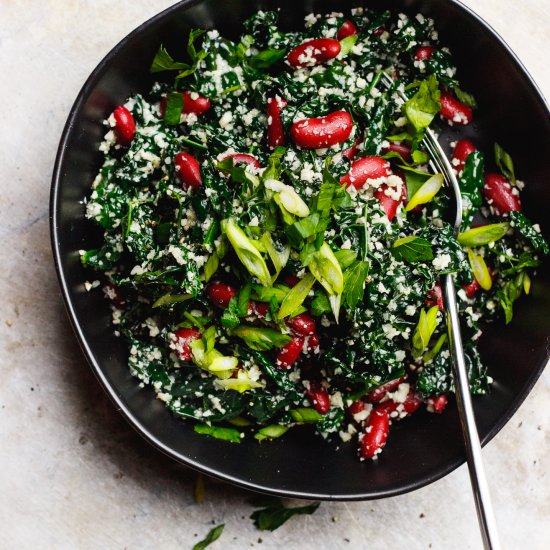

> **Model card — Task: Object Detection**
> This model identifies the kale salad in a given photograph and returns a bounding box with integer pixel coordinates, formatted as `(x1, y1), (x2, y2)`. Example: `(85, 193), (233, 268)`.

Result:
(82, 8), (548, 460)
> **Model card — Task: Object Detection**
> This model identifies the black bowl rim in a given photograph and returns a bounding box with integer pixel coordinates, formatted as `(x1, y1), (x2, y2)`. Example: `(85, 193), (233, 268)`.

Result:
(50, 0), (549, 500)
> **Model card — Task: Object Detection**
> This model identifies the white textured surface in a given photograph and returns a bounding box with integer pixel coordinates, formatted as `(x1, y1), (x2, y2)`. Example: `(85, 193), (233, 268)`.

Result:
(0, 1), (548, 548)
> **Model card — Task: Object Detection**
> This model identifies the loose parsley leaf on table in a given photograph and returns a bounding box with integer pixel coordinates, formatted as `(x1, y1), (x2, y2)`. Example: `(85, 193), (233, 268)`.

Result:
(250, 501), (320, 531)
(193, 524), (225, 550)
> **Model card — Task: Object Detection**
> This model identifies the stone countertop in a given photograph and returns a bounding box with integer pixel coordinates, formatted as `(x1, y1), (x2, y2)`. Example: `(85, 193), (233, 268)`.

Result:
(1, 1), (548, 548)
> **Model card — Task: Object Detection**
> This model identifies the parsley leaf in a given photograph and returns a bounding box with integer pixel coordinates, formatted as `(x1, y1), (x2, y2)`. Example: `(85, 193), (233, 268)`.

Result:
(251, 501), (320, 531)
(220, 285), (251, 329)
(404, 75), (441, 133)
(249, 47), (286, 69)
(310, 290), (331, 316)
(497, 272), (527, 324)
(221, 297), (241, 329)
(334, 249), (358, 269)
(163, 91), (183, 125)
(150, 45), (189, 72)
(150, 30), (208, 81)
(494, 143), (516, 183)
(342, 260), (370, 308)
(399, 165), (431, 198)
(453, 87), (478, 109)
(193, 524), (225, 550)
(392, 236), (434, 263)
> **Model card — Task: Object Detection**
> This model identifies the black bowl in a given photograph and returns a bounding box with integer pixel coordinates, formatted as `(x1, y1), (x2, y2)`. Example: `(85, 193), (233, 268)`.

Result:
(50, 0), (550, 500)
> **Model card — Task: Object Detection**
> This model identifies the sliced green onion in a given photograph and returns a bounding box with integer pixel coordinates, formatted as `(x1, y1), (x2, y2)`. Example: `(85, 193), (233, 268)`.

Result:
(232, 325), (292, 351)
(458, 223), (509, 247)
(254, 424), (289, 441)
(339, 34), (358, 57)
(262, 232), (290, 279)
(203, 253), (219, 282)
(523, 272), (531, 295)
(152, 293), (192, 308)
(405, 173), (443, 211)
(228, 416), (253, 427)
(467, 249), (492, 290)
(412, 306), (439, 358)
(265, 178), (310, 217)
(423, 333), (447, 364)
(308, 242), (344, 295)
(194, 424), (241, 443)
(289, 408), (322, 423)
(207, 354), (239, 372)
(222, 218), (272, 287)
(329, 293), (342, 324)
(214, 370), (264, 393)
(278, 273), (315, 319)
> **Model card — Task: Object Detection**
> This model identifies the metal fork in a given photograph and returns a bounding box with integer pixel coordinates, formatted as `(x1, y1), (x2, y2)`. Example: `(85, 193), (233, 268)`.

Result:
(380, 73), (501, 550)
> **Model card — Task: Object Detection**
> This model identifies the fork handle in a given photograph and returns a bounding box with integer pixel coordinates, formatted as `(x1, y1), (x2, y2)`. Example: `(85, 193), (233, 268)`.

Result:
(443, 274), (502, 550)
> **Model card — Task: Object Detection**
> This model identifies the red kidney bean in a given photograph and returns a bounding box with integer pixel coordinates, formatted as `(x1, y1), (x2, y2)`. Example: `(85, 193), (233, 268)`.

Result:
(340, 156), (390, 188)
(247, 300), (270, 318)
(425, 283), (444, 311)
(291, 110), (353, 149)
(483, 173), (521, 214)
(376, 390), (423, 419)
(439, 92), (473, 125)
(182, 91), (211, 115)
(415, 46), (435, 61)
(359, 408), (389, 459)
(383, 142), (412, 163)
(287, 313), (316, 335)
(452, 139), (476, 172)
(366, 376), (407, 403)
(462, 278), (480, 298)
(337, 20), (358, 40)
(282, 274), (301, 287)
(174, 152), (202, 190)
(267, 96), (287, 148)
(306, 382), (331, 415)
(206, 281), (237, 309)
(305, 333), (320, 354)
(276, 336), (304, 369)
(348, 400), (366, 415)
(426, 394), (448, 414)
(341, 138), (361, 160)
(287, 38), (341, 68)
(374, 184), (404, 221)
(373, 26), (386, 37)
(174, 328), (202, 361)
(220, 152), (261, 168)
(160, 92), (211, 118)
(112, 105), (136, 145)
